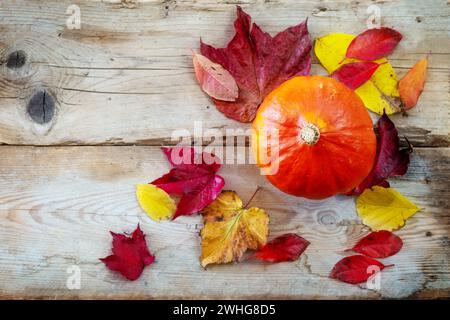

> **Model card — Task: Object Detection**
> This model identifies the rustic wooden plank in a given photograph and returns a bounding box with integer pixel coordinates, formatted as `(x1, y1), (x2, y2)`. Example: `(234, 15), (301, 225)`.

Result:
(0, 145), (448, 299)
(0, 0), (448, 146)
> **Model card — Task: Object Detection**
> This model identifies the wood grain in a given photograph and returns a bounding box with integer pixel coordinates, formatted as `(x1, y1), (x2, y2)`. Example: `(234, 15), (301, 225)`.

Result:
(0, 146), (448, 299)
(0, 0), (449, 146)
(0, 0), (449, 300)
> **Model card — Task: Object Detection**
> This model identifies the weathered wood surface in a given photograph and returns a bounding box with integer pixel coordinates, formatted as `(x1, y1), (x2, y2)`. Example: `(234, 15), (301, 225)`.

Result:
(0, 146), (448, 299)
(0, 0), (449, 299)
(0, 0), (448, 146)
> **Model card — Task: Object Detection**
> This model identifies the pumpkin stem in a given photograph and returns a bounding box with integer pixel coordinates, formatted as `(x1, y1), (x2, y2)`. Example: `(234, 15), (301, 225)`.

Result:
(300, 123), (320, 145)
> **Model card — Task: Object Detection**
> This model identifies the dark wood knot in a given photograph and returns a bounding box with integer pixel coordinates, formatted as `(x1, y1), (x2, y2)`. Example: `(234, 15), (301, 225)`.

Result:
(6, 50), (27, 69)
(26, 90), (55, 124)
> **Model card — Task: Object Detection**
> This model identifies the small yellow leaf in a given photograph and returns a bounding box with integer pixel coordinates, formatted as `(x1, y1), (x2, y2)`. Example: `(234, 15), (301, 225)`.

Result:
(314, 33), (401, 115)
(356, 186), (420, 231)
(136, 184), (176, 221)
(200, 191), (269, 267)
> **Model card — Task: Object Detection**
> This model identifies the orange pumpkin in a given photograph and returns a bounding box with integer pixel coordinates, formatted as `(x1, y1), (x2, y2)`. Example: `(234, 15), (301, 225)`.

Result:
(252, 76), (376, 199)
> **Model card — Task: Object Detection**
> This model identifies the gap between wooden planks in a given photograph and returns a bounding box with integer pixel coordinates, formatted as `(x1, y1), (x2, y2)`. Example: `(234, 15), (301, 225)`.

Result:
(0, 146), (448, 299)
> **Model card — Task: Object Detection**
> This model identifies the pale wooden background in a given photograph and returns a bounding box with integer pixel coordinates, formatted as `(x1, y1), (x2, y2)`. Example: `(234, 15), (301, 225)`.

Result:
(0, 0), (448, 299)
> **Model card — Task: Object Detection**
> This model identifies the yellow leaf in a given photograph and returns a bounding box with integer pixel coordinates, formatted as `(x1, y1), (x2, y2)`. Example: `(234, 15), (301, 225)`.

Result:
(356, 186), (420, 231)
(314, 33), (401, 115)
(136, 184), (176, 221)
(200, 191), (269, 267)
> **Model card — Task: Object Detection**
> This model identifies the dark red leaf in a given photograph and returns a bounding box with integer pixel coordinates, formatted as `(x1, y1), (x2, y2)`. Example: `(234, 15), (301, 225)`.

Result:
(251, 233), (309, 263)
(330, 255), (389, 284)
(331, 62), (381, 90)
(352, 231), (403, 258)
(346, 27), (402, 61)
(348, 112), (412, 195)
(152, 147), (224, 219)
(200, 6), (311, 122)
(100, 225), (155, 281)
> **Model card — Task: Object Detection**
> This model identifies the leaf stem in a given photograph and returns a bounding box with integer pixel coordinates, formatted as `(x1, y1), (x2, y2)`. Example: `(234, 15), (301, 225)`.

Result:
(244, 186), (262, 209)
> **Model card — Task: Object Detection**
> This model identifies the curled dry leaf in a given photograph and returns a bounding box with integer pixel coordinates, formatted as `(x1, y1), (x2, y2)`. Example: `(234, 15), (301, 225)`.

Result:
(200, 6), (311, 122)
(315, 33), (402, 115)
(192, 52), (239, 101)
(151, 147), (224, 219)
(251, 233), (310, 263)
(136, 184), (176, 221)
(352, 231), (403, 258)
(356, 186), (419, 231)
(348, 112), (412, 195)
(331, 61), (381, 90)
(331, 255), (391, 284)
(201, 190), (269, 267)
(100, 225), (155, 281)
(346, 27), (402, 61)
(399, 58), (428, 110)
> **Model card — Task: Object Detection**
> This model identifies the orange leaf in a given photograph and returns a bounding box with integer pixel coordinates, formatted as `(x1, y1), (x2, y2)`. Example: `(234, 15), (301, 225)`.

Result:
(192, 52), (239, 101)
(398, 58), (428, 110)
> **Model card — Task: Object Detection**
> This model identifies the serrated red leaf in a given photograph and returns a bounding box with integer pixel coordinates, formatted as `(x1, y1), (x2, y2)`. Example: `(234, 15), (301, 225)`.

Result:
(192, 52), (239, 101)
(348, 112), (412, 195)
(152, 147), (225, 219)
(331, 62), (381, 90)
(352, 231), (403, 258)
(100, 225), (155, 281)
(330, 255), (389, 284)
(200, 6), (311, 122)
(346, 27), (402, 61)
(251, 233), (309, 263)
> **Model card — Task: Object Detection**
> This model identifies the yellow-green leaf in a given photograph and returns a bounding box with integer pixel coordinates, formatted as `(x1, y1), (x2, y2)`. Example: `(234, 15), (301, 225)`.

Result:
(136, 184), (176, 221)
(200, 190), (269, 267)
(356, 186), (420, 231)
(314, 33), (401, 115)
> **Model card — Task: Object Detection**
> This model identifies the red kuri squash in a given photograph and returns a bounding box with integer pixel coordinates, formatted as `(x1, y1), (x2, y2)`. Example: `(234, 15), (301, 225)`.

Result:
(252, 76), (376, 199)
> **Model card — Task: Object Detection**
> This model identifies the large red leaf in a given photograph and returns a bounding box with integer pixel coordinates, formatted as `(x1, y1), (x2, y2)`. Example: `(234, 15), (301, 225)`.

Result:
(200, 6), (311, 122)
(346, 27), (402, 61)
(330, 255), (390, 284)
(331, 61), (381, 90)
(352, 231), (403, 258)
(348, 112), (412, 195)
(100, 225), (155, 281)
(251, 233), (309, 263)
(152, 147), (224, 219)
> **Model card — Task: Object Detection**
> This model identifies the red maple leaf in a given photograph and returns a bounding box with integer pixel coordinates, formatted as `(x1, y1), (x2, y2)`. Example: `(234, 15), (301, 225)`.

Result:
(100, 225), (155, 281)
(251, 233), (309, 263)
(348, 112), (412, 195)
(200, 6), (312, 122)
(151, 147), (224, 219)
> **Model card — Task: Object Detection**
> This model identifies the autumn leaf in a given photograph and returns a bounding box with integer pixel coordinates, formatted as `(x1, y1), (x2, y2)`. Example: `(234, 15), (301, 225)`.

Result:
(100, 225), (155, 281)
(356, 186), (419, 231)
(151, 147), (225, 219)
(399, 58), (428, 110)
(315, 33), (402, 115)
(200, 190), (269, 267)
(251, 233), (309, 263)
(192, 52), (239, 101)
(346, 27), (402, 61)
(200, 6), (311, 122)
(352, 231), (403, 258)
(348, 112), (412, 195)
(330, 255), (391, 284)
(136, 184), (176, 221)
(331, 61), (381, 90)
